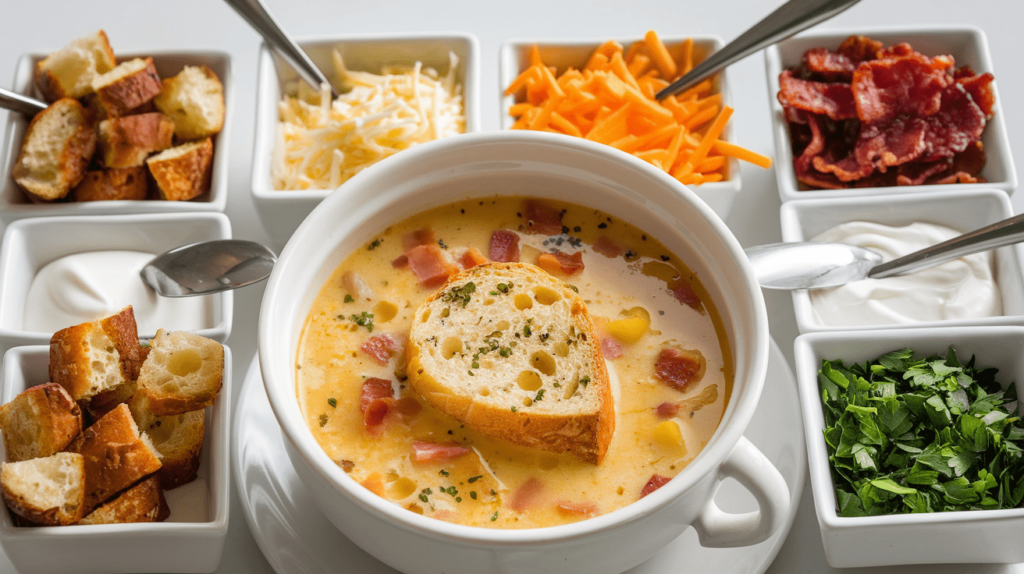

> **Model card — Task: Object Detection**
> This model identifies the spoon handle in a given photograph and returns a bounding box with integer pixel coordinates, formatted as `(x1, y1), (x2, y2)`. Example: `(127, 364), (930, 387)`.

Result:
(0, 87), (47, 116)
(222, 0), (338, 98)
(655, 0), (861, 100)
(870, 212), (1024, 279)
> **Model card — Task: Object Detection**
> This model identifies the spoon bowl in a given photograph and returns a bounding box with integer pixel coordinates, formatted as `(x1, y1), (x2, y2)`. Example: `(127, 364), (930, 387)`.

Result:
(142, 240), (276, 297)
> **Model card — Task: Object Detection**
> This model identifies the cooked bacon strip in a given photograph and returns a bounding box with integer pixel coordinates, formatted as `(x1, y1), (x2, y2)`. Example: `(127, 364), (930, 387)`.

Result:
(778, 70), (857, 121)
(489, 230), (521, 262)
(406, 244), (459, 287)
(803, 47), (856, 81)
(812, 151), (876, 183)
(853, 117), (927, 171)
(640, 474), (671, 498)
(655, 402), (680, 419)
(360, 377), (394, 412)
(509, 477), (544, 512)
(360, 334), (401, 366)
(525, 201), (564, 235)
(654, 348), (707, 393)
(411, 441), (472, 462)
(837, 35), (883, 63)
(555, 500), (598, 518)
(592, 236), (624, 258)
(919, 83), (986, 161)
(851, 53), (951, 125)
(461, 247), (488, 269)
(896, 158), (952, 186)
(402, 228), (436, 251)
(536, 251), (584, 275)
(956, 70), (995, 118)
(364, 399), (391, 428)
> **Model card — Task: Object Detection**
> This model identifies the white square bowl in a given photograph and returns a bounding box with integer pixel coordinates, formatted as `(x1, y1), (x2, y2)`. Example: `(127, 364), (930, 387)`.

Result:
(0, 50), (233, 222)
(499, 36), (741, 219)
(780, 188), (1024, 334)
(251, 33), (480, 247)
(0, 212), (233, 349)
(0, 344), (232, 574)
(764, 25), (1016, 203)
(793, 327), (1024, 568)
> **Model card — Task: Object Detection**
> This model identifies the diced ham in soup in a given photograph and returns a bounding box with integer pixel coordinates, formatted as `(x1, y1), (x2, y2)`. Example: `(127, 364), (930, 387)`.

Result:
(406, 244), (459, 287)
(489, 230), (520, 262)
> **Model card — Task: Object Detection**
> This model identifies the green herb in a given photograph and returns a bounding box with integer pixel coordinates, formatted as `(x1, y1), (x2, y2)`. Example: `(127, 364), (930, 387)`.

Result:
(438, 239), (448, 250)
(419, 487), (432, 503)
(456, 497), (462, 502)
(472, 361), (480, 369)
(468, 370), (474, 377)
(491, 511), (498, 522)
(511, 406), (517, 412)
(368, 239), (382, 250)
(567, 284), (579, 293)
(535, 389), (545, 402)
(327, 398), (337, 408)
(499, 347), (512, 358)
(344, 294), (354, 303)
(818, 346), (1024, 517)
(496, 282), (512, 294)
(524, 319), (533, 337)
(446, 486), (458, 496)
(318, 414), (328, 427)
(468, 475), (482, 483)
(580, 376), (591, 387)
(349, 312), (375, 332)
(442, 282), (476, 308)
(470, 491), (477, 499)
(439, 469), (449, 477)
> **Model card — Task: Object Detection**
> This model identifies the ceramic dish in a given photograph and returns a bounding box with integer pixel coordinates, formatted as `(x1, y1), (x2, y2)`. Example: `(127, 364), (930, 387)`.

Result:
(235, 339), (806, 574)
(764, 26), (1016, 203)
(0, 50), (232, 222)
(779, 188), (1024, 334)
(793, 327), (1024, 568)
(0, 212), (233, 349)
(250, 33), (481, 248)
(0, 344), (232, 574)
(499, 35), (741, 219)
(259, 130), (790, 574)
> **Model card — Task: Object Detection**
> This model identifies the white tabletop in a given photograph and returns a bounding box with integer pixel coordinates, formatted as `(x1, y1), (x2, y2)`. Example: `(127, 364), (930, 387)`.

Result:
(1, 1), (1022, 572)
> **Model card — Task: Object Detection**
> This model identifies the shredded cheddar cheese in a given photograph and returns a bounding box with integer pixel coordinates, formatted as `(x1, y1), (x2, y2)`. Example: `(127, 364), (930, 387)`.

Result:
(272, 51), (465, 190)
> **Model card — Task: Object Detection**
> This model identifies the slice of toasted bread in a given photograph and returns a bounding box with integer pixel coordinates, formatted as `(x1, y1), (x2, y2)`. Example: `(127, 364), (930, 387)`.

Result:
(66, 403), (162, 513)
(77, 475), (168, 524)
(1, 452), (85, 525)
(72, 166), (149, 202)
(135, 329), (223, 416)
(153, 65), (225, 141)
(12, 97), (96, 201)
(96, 112), (174, 168)
(0, 383), (82, 463)
(407, 262), (614, 464)
(50, 306), (145, 402)
(34, 30), (116, 102)
(129, 392), (204, 489)
(91, 57), (162, 117)
(146, 137), (213, 201)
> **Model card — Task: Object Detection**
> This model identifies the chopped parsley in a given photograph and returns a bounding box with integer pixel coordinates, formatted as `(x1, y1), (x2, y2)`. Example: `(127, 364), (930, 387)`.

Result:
(439, 469), (449, 477)
(567, 284), (579, 293)
(499, 347), (512, 358)
(343, 294), (354, 303)
(468, 370), (475, 376)
(468, 475), (482, 483)
(349, 312), (374, 332)
(470, 491), (478, 500)
(327, 398), (337, 408)
(819, 347), (1024, 516)
(318, 414), (328, 427)
(511, 406), (517, 412)
(491, 511), (498, 522)
(535, 389), (545, 402)
(438, 239), (448, 250)
(445, 486), (458, 496)
(368, 239), (382, 250)
(524, 319), (533, 337)
(580, 376), (591, 387)
(419, 487), (433, 503)
(442, 282), (476, 308)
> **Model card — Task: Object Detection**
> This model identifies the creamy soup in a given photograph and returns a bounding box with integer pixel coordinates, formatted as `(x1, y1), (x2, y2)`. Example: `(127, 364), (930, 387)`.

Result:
(296, 197), (732, 528)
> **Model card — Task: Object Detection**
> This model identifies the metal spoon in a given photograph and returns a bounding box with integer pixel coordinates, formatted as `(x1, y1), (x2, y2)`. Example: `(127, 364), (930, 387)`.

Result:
(655, 0), (861, 100)
(747, 212), (1024, 290)
(141, 240), (277, 297)
(0, 87), (47, 116)
(222, 0), (339, 97)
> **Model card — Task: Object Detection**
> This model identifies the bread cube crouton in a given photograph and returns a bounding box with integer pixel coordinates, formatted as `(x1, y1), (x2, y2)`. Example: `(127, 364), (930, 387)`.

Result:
(72, 166), (149, 202)
(91, 57), (162, 117)
(146, 137), (213, 201)
(66, 404), (162, 513)
(1, 452), (85, 525)
(154, 65), (225, 141)
(49, 306), (145, 402)
(34, 30), (116, 102)
(129, 393), (204, 489)
(0, 383), (82, 463)
(135, 329), (223, 416)
(12, 97), (96, 201)
(96, 112), (174, 168)
(77, 475), (169, 524)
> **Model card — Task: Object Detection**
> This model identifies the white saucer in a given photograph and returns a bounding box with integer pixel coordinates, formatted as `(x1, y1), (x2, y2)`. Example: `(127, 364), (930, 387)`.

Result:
(232, 338), (806, 574)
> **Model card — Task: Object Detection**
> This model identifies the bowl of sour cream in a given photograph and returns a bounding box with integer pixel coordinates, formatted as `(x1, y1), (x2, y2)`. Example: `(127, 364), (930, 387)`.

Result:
(0, 213), (233, 349)
(780, 188), (1024, 334)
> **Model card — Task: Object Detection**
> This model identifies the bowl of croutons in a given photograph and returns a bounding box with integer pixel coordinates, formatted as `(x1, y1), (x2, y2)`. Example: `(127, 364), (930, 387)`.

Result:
(0, 30), (232, 222)
(0, 307), (230, 574)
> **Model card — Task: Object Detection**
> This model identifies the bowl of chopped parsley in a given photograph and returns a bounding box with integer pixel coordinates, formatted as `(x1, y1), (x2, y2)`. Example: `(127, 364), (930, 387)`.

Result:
(794, 327), (1024, 568)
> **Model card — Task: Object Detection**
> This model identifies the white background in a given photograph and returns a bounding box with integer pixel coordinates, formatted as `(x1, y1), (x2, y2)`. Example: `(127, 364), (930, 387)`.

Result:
(0, 0), (1021, 572)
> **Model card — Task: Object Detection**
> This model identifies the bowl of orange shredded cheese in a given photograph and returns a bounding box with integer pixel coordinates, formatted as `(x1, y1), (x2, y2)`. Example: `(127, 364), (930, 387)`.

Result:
(500, 32), (772, 219)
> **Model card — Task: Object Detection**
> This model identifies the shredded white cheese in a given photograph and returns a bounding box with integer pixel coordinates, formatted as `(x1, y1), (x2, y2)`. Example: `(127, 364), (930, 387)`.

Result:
(271, 51), (465, 190)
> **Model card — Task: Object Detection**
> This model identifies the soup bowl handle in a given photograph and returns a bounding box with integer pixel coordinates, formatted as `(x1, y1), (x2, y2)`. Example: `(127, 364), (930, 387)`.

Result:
(692, 435), (791, 548)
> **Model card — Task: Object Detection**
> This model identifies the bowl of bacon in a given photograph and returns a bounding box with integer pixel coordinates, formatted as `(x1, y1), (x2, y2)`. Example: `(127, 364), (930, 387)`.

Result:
(765, 26), (1016, 202)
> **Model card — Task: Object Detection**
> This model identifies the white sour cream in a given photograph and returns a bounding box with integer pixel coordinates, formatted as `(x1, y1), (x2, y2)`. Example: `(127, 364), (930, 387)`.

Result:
(23, 251), (214, 335)
(809, 221), (1001, 326)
